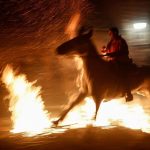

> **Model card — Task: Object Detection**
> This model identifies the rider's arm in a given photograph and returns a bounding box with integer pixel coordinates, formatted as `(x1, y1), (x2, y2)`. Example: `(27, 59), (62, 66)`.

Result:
(106, 38), (129, 57)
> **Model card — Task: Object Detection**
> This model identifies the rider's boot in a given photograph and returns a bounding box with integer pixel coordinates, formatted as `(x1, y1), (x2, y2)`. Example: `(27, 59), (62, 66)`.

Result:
(125, 91), (133, 102)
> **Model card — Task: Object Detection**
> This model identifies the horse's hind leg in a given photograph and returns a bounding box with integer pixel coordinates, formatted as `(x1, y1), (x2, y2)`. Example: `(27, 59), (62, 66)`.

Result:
(53, 92), (86, 126)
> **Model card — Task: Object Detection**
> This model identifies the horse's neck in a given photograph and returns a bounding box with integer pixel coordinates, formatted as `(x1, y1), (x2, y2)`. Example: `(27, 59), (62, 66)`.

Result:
(81, 42), (106, 76)
(85, 43), (105, 66)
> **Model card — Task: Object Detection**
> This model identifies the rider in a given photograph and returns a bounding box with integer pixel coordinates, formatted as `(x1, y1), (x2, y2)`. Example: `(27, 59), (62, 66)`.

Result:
(101, 27), (133, 102)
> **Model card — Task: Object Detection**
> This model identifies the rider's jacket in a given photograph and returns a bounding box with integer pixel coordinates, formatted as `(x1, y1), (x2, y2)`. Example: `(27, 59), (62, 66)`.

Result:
(106, 35), (130, 63)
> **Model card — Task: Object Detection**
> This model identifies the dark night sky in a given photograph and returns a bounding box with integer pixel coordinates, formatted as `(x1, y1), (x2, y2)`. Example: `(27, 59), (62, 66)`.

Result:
(91, 0), (150, 28)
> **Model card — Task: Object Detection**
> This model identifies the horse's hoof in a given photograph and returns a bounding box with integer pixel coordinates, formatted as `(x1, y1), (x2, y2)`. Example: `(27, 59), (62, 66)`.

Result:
(52, 120), (59, 127)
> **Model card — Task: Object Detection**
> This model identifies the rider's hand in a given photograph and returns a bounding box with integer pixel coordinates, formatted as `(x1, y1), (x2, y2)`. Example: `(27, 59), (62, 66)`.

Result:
(101, 46), (107, 53)
(101, 49), (106, 53)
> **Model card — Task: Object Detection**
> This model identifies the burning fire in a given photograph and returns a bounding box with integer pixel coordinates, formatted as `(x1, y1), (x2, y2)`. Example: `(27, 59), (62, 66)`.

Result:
(2, 65), (51, 136)
(1, 65), (150, 136)
(61, 97), (150, 133)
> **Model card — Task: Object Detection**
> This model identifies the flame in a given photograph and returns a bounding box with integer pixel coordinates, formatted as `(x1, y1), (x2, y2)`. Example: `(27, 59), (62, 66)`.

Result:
(1, 65), (150, 136)
(2, 65), (51, 136)
(60, 97), (150, 133)
(65, 12), (80, 39)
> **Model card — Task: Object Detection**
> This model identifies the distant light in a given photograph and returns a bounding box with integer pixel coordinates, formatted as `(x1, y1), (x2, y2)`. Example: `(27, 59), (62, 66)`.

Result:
(133, 22), (147, 29)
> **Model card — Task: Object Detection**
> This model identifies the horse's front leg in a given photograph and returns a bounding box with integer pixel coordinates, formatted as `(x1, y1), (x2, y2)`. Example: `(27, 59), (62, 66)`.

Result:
(53, 92), (87, 126)
(93, 95), (102, 121)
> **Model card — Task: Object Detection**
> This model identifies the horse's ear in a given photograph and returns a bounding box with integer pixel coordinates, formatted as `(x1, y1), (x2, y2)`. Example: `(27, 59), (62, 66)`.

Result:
(78, 26), (86, 35)
(78, 26), (93, 38)
(86, 29), (93, 38)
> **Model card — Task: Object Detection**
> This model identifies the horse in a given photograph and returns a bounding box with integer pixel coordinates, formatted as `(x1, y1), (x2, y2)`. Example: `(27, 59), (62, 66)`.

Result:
(54, 28), (150, 126)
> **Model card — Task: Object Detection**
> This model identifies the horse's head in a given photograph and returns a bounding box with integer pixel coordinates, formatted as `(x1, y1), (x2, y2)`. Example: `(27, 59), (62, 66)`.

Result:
(56, 27), (93, 56)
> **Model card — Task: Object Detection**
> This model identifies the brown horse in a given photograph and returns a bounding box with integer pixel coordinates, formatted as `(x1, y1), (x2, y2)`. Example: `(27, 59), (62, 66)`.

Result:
(54, 28), (150, 126)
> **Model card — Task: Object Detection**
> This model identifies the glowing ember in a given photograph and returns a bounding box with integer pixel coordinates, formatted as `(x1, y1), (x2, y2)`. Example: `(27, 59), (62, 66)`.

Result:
(2, 65), (51, 136)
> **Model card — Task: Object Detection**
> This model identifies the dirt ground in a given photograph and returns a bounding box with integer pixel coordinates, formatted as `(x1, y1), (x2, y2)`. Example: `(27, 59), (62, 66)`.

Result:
(0, 124), (150, 150)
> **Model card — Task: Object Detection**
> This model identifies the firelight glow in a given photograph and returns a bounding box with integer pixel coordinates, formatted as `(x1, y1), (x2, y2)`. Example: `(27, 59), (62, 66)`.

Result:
(133, 22), (147, 29)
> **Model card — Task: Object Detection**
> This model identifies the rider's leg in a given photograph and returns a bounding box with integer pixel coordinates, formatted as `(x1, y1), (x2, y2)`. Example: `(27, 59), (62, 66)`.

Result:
(118, 62), (133, 102)
(124, 65), (133, 102)
(125, 83), (133, 102)
(93, 95), (102, 120)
